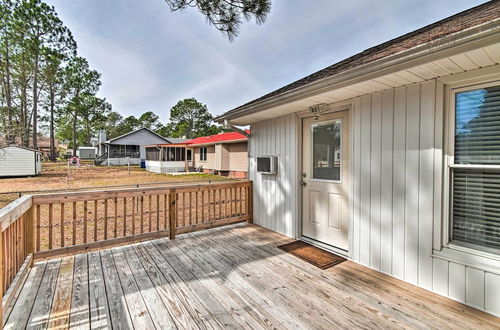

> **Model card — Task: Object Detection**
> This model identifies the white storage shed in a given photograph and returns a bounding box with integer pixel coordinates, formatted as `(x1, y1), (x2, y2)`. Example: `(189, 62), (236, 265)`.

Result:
(0, 146), (42, 177)
(77, 147), (97, 159)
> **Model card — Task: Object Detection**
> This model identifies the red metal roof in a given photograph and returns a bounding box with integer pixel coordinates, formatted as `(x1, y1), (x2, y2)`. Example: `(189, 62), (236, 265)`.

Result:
(184, 130), (249, 145)
(145, 130), (249, 148)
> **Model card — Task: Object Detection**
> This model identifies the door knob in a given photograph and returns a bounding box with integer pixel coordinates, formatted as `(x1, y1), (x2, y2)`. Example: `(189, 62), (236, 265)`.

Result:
(301, 180), (307, 186)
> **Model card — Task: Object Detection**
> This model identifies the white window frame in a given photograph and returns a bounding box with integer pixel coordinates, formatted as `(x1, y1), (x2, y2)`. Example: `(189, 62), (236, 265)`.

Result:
(439, 74), (500, 269)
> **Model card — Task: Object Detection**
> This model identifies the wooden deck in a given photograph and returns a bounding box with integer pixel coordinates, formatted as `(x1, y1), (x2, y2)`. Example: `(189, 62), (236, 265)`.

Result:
(4, 224), (499, 329)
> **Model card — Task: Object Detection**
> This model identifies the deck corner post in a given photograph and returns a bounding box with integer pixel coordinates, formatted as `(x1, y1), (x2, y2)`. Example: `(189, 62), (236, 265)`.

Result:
(247, 181), (253, 224)
(0, 229), (3, 328)
(26, 205), (35, 261)
(169, 190), (177, 240)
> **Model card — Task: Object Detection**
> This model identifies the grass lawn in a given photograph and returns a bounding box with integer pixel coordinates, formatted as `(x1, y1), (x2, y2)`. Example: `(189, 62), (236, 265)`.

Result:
(0, 161), (232, 207)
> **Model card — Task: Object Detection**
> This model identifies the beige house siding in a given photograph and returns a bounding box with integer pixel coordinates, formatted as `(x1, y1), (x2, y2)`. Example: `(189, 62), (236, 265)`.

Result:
(192, 142), (248, 174)
(193, 145), (215, 170)
(228, 142), (248, 172)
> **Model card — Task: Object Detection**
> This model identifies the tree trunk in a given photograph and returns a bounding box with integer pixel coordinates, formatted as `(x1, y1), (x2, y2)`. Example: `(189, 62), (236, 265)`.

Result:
(49, 85), (56, 161)
(32, 51), (39, 150)
(72, 111), (77, 156)
(4, 39), (13, 144)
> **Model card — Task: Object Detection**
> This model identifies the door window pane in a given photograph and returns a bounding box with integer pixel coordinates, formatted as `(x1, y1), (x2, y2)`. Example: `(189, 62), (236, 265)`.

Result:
(312, 120), (341, 181)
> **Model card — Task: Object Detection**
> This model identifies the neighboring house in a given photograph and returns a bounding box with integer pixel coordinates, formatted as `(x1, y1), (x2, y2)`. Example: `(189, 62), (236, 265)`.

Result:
(96, 128), (183, 166)
(0, 146), (42, 177)
(0, 135), (64, 158)
(215, 2), (500, 317)
(36, 136), (62, 158)
(145, 131), (249, 178)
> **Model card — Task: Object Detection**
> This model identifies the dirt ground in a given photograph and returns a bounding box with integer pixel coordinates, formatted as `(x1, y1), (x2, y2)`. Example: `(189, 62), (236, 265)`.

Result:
(0, 161), (231, 207)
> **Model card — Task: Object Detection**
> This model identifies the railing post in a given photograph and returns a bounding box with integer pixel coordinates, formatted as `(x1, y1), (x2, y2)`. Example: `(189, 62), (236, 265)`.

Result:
(26, 206), (34, 262)
(247, 182), (253, 224)
(0, 228), (3, 328)
(169, 190), (177, 240)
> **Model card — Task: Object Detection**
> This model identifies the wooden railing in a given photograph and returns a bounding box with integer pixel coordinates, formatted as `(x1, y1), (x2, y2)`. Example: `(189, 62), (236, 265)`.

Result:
(0, 195), (34, 326)
(0, 180), (252, 326)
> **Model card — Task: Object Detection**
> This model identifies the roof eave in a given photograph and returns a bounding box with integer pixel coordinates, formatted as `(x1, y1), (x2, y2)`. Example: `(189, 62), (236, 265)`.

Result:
(187, 138), (248, 147)
(215, 20), (500, 123)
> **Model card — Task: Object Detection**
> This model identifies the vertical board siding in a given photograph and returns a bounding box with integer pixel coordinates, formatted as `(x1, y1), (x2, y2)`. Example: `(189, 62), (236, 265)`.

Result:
(418, 81), (435, 291)
(249, 114), (298, 238)
(350, 80), (499, 316)
(360, 95), (372, 266)
(485, 273), (500, 315)
(370, 93), (382, 271)
(404, 84), (420, 286)
(392, 86), (407, 280)
(380, 90), (394, 275)
(250, 79), (500, 316)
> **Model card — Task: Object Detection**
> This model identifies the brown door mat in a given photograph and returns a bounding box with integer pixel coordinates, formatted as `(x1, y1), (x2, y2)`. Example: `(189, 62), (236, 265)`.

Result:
(277, 240), (346, 269)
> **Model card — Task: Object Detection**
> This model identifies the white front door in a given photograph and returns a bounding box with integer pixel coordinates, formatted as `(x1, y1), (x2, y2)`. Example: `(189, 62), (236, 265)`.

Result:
(301, 110), (350, 250)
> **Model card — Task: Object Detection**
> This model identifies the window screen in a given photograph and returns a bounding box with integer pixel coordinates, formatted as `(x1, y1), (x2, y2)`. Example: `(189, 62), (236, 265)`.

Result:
(452, 85), (500, 251)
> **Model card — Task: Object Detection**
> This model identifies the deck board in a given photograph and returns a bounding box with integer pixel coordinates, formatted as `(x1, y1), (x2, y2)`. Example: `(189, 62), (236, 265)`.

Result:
(5, 223), (499, 329)
(87, 251), (110, 329)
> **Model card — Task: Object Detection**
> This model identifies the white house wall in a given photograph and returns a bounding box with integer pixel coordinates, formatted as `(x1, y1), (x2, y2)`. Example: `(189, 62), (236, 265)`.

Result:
(351, 79), (499, 316)
(249, 79), (500, 316)
(249, 114), (298, 238)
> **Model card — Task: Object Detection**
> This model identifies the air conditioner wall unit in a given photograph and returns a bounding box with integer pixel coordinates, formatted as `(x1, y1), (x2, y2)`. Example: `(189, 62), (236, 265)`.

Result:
(257, 155), (278, 175)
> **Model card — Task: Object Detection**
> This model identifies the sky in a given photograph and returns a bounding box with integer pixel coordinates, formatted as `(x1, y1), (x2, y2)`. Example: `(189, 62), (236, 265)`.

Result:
(45, 0), (488, 122)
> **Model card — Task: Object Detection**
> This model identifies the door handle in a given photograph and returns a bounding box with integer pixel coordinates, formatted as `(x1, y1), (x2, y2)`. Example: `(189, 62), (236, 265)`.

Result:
(301, 180), (307, 186)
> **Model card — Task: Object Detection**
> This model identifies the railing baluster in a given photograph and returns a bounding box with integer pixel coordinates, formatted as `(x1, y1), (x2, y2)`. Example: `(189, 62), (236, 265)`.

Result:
(240, 187), (243, 216)
(164, 194), (168, 230)
(123, 198), (127, 237)
(231, 188), (234, 218)
(132, 197), (136, 235)
(218, 189), (222, 220)
(156, 195), (160, 231)
(60, 203), (65, 248)
(104, 199), (108, 240)
(188, 192), (192, 226)
(169, 190), (176, 239)
(83, 201), (88, 244)
(148, 195), (152, 233)
(36, 205), (40, 252)
(140, 196), (144, 234)
(48, 203), (53, 250)
(72, 202), (77, 246)
(114, 197), (118, 238)
(94, 200), (98, 242)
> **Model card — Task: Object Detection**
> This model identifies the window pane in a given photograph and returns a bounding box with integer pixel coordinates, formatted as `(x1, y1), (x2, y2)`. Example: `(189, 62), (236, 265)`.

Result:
(312, 120), (341, 181)
(452, 169), (500, 250)
(455, 85), (500, 164)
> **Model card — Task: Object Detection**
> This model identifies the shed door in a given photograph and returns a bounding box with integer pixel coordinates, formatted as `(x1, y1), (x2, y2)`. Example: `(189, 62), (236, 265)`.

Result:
(301, 110), (350, 250)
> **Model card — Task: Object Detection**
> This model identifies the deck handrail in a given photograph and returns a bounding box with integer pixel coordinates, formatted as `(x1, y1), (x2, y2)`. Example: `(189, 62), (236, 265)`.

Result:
(0, 180), (253, 327)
